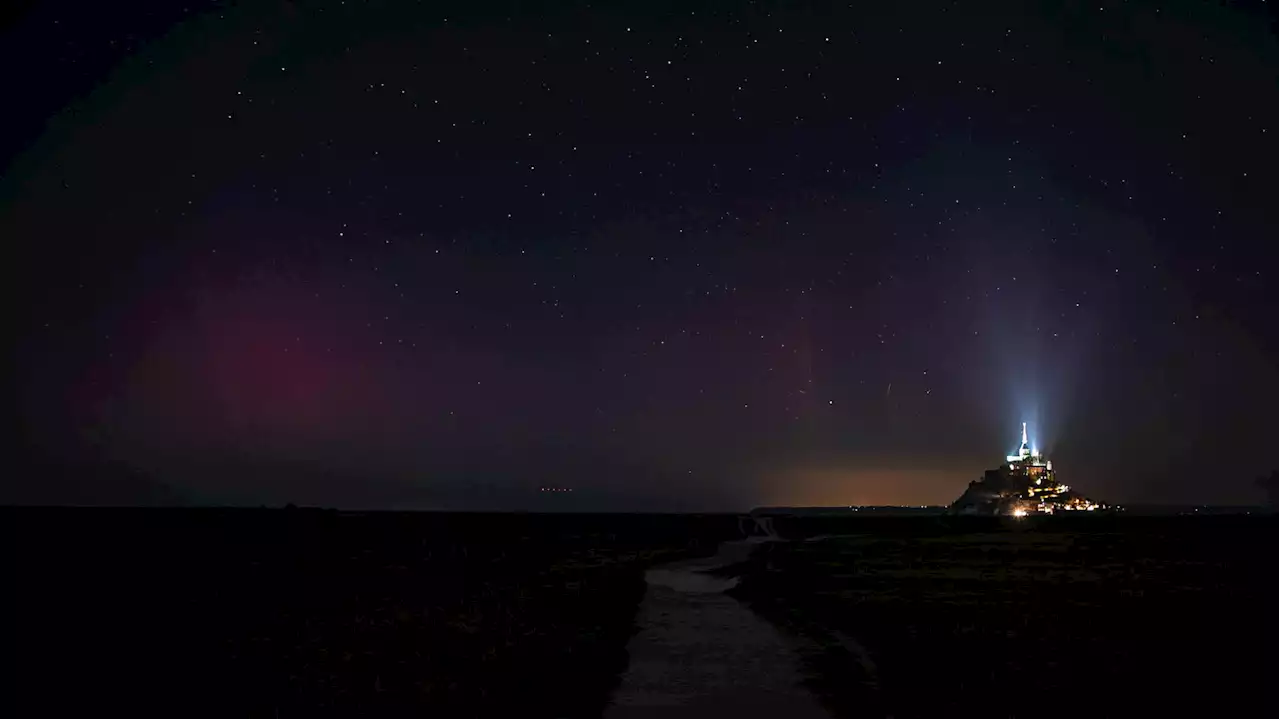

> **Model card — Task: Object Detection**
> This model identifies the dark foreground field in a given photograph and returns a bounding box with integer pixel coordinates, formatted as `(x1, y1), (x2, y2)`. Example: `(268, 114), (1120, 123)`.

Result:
(4, 508), (737, 718)
(727, 515), (1277, 718)
(4, 510), (1274, 718)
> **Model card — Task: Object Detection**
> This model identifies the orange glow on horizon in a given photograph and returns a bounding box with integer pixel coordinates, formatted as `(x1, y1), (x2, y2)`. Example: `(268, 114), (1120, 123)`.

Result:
(758, 466), (967, 507)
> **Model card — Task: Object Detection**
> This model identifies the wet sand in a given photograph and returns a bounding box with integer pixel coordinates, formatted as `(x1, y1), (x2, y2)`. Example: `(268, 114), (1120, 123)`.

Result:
(605, 539), (830, 718)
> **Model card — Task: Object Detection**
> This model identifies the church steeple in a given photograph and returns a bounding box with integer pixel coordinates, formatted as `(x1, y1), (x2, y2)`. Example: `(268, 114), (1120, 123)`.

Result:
(1019, 422), (1031, 459)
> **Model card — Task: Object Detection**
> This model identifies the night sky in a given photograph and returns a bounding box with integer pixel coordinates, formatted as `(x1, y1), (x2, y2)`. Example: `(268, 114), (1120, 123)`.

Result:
(7, 0), (1276, 510)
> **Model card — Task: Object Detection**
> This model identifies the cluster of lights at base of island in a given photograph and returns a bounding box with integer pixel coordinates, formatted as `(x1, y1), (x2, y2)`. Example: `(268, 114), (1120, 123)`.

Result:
(1012, 500), (1102, 518)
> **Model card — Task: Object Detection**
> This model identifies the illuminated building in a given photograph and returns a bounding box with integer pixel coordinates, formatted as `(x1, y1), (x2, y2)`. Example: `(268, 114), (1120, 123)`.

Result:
(948, 423), (1108, 516)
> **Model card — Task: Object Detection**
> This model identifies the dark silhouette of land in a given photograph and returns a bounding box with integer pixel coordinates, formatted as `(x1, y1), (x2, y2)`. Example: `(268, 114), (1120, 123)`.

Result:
(725, 514), (1275, 718)
(6, 507), (735, 717)
(5, 507), (1273, 717)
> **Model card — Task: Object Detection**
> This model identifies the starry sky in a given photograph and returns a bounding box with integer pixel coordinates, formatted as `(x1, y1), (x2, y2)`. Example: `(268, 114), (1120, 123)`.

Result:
(7, 0), (1276, 510)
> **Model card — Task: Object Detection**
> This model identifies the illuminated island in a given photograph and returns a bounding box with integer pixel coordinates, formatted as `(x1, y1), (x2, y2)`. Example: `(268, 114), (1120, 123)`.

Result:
(949, 423), (1108, 516)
